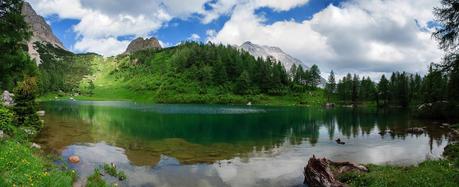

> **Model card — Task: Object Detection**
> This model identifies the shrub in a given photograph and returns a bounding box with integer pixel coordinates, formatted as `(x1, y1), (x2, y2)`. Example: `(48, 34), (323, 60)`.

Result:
(0, 106), (14, 135)
(13, 77), (42, 130)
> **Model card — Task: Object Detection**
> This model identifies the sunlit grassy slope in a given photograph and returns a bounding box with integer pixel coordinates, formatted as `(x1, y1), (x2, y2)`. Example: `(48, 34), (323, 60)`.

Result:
(38, 44), (331, 106)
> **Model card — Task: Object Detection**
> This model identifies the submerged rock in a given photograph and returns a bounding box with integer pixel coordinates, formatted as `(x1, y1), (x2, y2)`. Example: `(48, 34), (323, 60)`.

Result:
(69, 155), (80, 164)
(304, 155), (368, 187)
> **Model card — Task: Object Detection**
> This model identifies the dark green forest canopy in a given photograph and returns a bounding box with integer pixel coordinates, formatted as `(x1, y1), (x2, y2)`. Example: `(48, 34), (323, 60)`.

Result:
(100, 42), (322, 96)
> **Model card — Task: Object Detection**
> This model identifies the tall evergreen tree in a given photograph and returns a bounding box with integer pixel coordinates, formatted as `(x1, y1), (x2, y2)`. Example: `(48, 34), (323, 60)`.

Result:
(433, 0), (459, 104)
(309, 64), (321, 89)
(235, 70), (251, 95)
(0, 0), (37, 90)
(351, 74), (360, 104)
(378, 75), (390, 107)
(325, 70), (336, 102)
(421, 65), (447, 103)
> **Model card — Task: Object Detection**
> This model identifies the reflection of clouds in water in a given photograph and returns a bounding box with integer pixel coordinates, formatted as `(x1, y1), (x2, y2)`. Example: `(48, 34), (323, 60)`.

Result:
(213, 131), (448, 186)
(61, 128), (448, 187)
(62, 142), (227, 186)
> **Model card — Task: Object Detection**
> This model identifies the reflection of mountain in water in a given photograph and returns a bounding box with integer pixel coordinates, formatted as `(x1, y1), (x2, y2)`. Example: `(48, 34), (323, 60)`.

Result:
(37, 101), (449, 166)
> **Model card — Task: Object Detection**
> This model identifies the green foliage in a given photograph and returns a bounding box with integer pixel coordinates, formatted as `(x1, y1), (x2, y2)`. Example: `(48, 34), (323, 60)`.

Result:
(339, 160), (459, 187)
(444, 143), (459, 167)
(87, 168), (107, 187)
(0, 106), (15, 135)
(432, 1), (459, 105)
(36, 43), (97, 94)
(0, 0), (37, 90)
(13, 77), (41, 130)
(377, 75), (390, 107)
(334, 71), (442, 109)
(103, 163), (126, 181)
(433, 0), (459, 52)
(388, 72), (410, 107)
(0, 140), (75, 186)
(74, 42), (325, 105)
(325, 70), (336, 101)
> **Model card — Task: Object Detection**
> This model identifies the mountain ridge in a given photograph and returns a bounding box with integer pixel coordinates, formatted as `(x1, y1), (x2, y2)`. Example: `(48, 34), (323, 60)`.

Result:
(22, 2), (65, 65)
(238, 41), (308, 72)
(123, 37), (162, 54)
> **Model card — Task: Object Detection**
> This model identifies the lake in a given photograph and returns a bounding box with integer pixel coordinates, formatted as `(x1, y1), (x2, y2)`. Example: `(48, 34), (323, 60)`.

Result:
(36, 101), (450, 186)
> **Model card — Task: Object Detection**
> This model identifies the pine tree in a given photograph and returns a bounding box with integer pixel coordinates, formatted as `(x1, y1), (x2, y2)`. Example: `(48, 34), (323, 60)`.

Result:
(13, 77), (41, 129)
(325, 70), (336, 102)
(309, 64), (321, 89)
(351, 74), (360, 104)
(421, 65), (447, 103)
(235, 70), (251, 95)
(213, 56), (227, 84)
(378, 75), (390, 107)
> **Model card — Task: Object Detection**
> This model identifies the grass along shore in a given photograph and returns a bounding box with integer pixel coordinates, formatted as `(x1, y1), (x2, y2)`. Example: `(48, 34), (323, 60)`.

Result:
(37, 89), (331, 106)
(338, 124), (459, 187)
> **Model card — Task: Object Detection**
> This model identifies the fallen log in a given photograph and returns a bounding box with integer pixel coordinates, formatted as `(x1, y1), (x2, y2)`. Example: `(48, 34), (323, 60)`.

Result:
(304, 155), (368, 187)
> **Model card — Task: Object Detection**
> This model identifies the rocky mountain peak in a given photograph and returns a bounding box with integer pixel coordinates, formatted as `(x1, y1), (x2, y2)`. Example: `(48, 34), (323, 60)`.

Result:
(239, 41), (307, 71)
(21, 2), (65, 65)
(123, 37), (162, 54)
(239, 41), (326, 87)
(22, 2), (64, 49)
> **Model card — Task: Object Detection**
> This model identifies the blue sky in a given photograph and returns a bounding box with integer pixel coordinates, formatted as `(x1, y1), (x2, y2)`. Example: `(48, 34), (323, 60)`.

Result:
(28, 0), (442, 79)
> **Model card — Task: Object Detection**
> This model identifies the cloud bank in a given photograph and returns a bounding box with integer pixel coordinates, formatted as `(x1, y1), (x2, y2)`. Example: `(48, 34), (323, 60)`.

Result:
(28, 0), (443, 78)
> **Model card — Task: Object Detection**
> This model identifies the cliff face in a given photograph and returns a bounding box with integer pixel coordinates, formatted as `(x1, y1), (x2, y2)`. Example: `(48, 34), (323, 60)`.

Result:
(22, 2), (64, 48)
(22, 2), (65, 64)
(239, 41), (307, 72)
(124, 37), (162, 54)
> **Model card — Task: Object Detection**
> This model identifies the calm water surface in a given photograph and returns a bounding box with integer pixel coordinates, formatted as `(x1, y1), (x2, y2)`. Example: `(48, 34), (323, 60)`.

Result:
(36, 101), (450, 187)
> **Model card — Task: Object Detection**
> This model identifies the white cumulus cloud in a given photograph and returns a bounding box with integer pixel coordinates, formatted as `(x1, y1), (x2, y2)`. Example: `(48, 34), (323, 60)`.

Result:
(208, 0), (443, 79)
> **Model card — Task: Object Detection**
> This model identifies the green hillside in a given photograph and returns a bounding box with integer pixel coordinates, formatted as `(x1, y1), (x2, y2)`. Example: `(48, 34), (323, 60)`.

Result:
(38, 42), (326, 105)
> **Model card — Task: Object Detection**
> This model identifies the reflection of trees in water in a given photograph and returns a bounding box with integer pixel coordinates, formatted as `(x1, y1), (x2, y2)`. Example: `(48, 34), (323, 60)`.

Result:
(41, 102), (449, 155)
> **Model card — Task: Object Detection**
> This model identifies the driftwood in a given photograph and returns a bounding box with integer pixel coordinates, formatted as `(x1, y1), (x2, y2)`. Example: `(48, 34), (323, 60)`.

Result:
(304, 155), (368, 187)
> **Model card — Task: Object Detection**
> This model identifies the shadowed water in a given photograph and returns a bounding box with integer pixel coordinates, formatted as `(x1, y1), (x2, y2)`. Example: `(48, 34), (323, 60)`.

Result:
(36, 101), (450, 186)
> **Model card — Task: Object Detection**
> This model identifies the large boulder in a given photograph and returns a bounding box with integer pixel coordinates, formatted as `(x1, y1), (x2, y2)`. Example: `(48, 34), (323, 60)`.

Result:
(416, 101), (458, 119)
(2, 90), (14, 106)
(123, 37), (162, 54)
(304, 155), (368, 187)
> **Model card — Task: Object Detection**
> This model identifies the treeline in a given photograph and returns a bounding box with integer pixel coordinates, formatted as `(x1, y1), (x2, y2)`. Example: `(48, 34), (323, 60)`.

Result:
(325, 65), (456, 108)
(155, 42), (322, 95)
